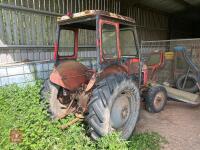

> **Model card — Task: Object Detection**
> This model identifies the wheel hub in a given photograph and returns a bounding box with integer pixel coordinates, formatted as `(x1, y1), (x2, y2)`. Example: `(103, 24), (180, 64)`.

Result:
(110, 93), (130, 129)
(154, 92), (165, 109)
(121, 106), (129, 119)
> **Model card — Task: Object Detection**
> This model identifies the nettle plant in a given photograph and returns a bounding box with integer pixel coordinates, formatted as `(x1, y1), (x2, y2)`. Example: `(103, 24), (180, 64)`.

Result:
(0, 82), (166, 150)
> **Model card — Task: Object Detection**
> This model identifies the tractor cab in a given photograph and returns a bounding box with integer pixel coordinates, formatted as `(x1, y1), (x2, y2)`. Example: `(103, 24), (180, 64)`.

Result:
(51, 10), (142, 89)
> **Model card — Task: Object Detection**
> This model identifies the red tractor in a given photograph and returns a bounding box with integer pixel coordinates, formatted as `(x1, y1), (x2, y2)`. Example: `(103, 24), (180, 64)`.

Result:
(42, 10), (167, 140)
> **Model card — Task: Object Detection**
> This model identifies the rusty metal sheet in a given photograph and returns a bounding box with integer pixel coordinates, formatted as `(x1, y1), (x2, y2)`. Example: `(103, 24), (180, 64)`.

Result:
(50, 61), (92, 91)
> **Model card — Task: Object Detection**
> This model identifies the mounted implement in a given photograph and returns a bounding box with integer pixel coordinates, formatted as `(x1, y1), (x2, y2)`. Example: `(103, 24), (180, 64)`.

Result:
(164, 46), (200, 105)
(141, 40), (200, 108)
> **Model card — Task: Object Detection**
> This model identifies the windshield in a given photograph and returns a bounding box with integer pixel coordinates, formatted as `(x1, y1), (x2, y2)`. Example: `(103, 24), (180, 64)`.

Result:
(120, 29), (137, 56)
(58, 29), (74, 56)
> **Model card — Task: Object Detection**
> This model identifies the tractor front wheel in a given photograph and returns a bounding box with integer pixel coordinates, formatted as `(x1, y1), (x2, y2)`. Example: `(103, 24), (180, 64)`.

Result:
(145, 86), (167, 113)
(86, 73), (140, 140)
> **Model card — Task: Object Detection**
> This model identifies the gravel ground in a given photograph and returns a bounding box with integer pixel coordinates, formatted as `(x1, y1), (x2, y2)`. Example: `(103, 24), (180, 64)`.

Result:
(136, 101), (200, 150)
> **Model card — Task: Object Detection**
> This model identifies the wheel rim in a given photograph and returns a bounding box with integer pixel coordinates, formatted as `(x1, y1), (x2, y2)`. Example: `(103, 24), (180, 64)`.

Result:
(153, 92), (165, 110)
(110, 91), (131, 129)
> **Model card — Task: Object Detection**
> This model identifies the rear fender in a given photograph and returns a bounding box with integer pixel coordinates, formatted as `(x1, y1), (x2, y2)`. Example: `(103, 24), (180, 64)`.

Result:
(50, 61), (92, 91)
(85, 73), (96, 92)
(99, 64), (128, 80)
(84, 65), (128, 92)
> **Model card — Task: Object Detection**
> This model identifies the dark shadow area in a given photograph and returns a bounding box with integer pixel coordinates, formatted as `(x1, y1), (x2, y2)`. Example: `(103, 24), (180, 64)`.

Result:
(169, 8), (200, 39)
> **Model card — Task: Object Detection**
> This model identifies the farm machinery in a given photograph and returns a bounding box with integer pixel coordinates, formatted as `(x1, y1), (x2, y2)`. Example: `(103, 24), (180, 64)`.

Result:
(42, 10), (199, 140)
(163, 46), (200, 105)
(141, 40), (200, 105)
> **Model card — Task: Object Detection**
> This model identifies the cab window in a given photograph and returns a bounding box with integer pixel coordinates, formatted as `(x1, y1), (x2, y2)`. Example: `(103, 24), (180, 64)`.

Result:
(102, 24), (118, 59)
(120, 30), (137, 56)
(58, 29), (74, 56)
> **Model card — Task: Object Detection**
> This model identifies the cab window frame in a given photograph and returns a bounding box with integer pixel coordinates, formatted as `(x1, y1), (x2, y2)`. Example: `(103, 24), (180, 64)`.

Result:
(58, 27), (76, 57)
(120, 28), (138, 57)
(99, 19), (120, 63)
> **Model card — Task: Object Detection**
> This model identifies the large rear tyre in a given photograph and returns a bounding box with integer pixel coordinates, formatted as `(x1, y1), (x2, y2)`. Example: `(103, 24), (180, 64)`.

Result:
(86, 73), (140, 140)
(41, 80), (67, 119)
(145, 86), (167, 113)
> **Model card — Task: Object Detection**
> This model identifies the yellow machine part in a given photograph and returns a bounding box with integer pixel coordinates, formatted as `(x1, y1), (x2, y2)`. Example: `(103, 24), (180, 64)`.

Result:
(165, 52), (174, 60)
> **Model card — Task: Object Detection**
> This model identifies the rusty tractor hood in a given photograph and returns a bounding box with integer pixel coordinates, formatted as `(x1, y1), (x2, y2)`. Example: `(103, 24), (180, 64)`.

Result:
(50, 61), (91, 91)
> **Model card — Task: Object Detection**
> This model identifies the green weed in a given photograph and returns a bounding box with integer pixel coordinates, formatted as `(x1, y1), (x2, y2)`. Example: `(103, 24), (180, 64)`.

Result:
(128, 132), (167, 150)
(0, 82), (166, 150)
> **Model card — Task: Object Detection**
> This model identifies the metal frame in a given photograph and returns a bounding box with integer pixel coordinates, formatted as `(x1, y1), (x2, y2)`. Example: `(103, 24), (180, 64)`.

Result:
(141, 38), (200, 86)
(54, 27), (79, 61)
(54, 11), (139, 73)
(0, 45), (96, 49)
(96, 15), (101, 71)
(141, 38), (200, 43)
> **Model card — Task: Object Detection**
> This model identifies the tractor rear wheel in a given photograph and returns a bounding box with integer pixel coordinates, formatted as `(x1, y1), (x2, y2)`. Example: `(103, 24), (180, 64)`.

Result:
(41, 80), (67, 119)
(86, 73), (140, 140)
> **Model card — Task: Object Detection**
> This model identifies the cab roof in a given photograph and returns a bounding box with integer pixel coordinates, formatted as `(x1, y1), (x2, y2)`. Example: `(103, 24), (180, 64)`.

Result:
(57, 10), (136, 29)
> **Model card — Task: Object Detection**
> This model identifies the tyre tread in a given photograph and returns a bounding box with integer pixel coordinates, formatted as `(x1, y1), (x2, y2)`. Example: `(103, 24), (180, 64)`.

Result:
(86, 73), (140, 139)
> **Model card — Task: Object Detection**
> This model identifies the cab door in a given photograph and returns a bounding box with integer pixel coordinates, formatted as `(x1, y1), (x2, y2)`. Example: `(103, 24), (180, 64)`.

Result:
(119, 28), (139, 75)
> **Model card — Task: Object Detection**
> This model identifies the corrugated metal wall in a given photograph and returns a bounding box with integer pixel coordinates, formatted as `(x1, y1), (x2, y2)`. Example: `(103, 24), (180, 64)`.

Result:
(126, 6), (169, 41)
(0, 0), (171, 86)
(0, 0), (120, 46)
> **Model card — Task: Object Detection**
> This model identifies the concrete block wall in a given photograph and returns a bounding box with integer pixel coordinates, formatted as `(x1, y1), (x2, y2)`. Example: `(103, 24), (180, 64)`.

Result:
(0, 61), (53, 86)
(0, 57), (97, 86)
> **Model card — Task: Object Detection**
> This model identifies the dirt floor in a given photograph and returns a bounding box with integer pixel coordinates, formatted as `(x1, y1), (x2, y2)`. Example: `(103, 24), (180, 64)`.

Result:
(136, 101), (200, 150)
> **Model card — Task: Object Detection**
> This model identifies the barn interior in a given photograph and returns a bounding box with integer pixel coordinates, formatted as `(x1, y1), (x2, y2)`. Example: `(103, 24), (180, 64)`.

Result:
(0, 0), (200, 86)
